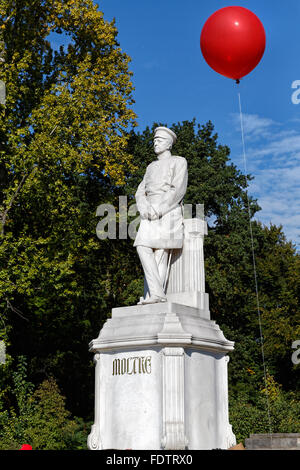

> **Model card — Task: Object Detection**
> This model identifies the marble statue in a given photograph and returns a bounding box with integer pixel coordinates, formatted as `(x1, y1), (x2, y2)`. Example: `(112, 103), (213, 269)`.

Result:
(134, 126), (188, 304)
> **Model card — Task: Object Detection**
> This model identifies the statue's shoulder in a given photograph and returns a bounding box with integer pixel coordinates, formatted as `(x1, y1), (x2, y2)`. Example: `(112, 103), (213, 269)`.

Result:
(146, 160), (157, 170)
(172, 155), (187, 165)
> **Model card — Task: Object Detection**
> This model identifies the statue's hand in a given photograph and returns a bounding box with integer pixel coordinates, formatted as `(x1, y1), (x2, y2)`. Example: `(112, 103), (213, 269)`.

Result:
(140, 206), (162, 220)
(140, 211), (149, 220)
(148, 206), (162, 220)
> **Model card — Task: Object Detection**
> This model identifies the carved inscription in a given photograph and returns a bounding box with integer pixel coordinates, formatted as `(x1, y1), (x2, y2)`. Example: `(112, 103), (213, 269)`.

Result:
(112, 356), (152, 376)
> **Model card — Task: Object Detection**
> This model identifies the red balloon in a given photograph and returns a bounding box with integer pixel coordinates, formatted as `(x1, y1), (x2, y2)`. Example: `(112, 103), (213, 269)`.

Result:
(19, 444), (32, 450)
(200, 6), (266, 80)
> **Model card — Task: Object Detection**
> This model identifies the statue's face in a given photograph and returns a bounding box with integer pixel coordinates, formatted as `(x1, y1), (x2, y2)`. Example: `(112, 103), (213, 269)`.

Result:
(153, 134), (172, 155)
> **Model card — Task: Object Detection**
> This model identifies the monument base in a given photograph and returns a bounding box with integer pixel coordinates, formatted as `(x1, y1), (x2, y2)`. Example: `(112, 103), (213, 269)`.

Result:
(87, 301), (236, 450)
(245, 434), (300, 450)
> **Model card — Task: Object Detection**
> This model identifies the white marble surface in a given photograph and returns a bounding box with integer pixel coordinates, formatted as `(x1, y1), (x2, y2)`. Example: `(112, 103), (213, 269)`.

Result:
(88, 303), (236, 450)
(98, 349), (162, 450)
(185, 351), (235, 449)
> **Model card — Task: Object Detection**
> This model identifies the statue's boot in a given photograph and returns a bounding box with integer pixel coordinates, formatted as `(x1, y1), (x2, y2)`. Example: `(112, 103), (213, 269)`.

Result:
(141, 295), (167, 305)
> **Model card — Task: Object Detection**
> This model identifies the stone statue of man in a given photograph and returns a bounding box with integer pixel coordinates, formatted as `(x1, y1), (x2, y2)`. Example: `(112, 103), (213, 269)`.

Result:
(134, 126), (188, 304)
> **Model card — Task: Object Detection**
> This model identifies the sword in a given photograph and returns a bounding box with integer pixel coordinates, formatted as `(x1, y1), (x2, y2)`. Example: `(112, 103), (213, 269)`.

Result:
(163, 249), (173, 293)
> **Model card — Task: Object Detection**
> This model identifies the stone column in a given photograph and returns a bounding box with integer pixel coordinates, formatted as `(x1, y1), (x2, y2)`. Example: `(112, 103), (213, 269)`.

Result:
(166, 217), (209, 312)
(167, 218), (207, 293)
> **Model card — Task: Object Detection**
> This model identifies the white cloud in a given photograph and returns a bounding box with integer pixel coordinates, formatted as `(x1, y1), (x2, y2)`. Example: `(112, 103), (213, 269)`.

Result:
(250, 167), (300, 247)
(230, 113), (300, 250)
(253, 135), (300, 159)
(231, 112), (279, 140)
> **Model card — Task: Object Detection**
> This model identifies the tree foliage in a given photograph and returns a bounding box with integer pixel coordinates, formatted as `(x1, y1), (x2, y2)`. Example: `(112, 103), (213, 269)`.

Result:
(229, 373), (300, 444)
(0, 0), (137, 316)
(0, 356), (87, 449)
(0, 0), (136, 415)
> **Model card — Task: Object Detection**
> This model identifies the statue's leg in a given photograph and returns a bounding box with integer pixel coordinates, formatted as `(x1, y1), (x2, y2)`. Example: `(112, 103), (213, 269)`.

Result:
(136, 245), (166, 300)
(154, 249), (169, 288)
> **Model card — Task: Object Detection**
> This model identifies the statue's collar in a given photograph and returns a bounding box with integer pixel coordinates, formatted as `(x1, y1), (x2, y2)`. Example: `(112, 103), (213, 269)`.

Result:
(157, 153), (172, 161)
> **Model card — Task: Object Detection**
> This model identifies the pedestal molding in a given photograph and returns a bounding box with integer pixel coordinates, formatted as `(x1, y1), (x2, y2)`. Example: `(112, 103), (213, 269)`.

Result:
(161, 347), (188, 450)
(89, 305), (234, 353)
(87, 353), (102, 450)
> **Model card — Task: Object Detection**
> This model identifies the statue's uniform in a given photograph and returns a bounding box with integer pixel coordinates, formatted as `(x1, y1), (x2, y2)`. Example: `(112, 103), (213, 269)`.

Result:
(134, 154), (188, 299)
(134, 155), (188, 248)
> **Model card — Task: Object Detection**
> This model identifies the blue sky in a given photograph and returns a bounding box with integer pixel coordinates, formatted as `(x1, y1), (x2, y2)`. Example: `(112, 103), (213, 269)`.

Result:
(95, 0), (300, 251)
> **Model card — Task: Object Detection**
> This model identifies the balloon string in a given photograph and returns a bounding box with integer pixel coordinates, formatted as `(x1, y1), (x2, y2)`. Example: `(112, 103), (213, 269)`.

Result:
(237, 90), (273, 437)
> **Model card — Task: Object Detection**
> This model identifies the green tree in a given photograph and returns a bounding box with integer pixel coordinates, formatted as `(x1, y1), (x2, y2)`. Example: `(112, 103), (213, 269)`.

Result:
(0, 0), (136, 416)
(257, 225), (300, 388)
(0, 356), (86, 449)
(230, 373), (300, 444)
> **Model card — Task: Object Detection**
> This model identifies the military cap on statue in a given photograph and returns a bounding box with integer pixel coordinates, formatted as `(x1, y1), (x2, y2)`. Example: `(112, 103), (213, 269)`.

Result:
(154, 126), (177, 144)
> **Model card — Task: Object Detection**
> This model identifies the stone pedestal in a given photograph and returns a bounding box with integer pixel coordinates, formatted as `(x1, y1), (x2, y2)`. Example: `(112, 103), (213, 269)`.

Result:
(87, 302), (236, 450)
(88, 217), (236, 450)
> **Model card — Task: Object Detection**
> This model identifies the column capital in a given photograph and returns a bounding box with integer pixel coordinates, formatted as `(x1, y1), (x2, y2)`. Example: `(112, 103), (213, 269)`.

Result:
(184, 218), (208, 237)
